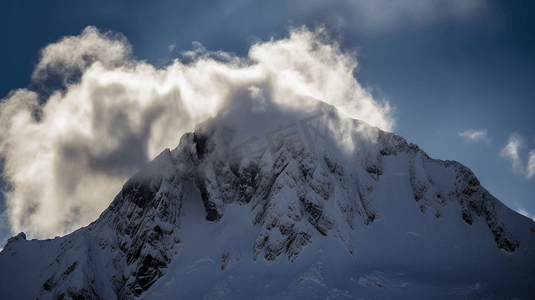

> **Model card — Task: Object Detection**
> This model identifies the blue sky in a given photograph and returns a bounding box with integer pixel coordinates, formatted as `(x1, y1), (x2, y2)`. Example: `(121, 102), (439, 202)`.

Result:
(0, 0), (534, 246)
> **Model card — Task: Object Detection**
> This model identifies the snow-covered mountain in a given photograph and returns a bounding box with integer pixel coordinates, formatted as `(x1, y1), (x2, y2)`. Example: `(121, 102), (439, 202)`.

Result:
(1, 98), (534, 299)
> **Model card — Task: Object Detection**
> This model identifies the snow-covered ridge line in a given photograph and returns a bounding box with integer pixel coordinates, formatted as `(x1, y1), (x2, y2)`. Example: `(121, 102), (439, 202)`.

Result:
(1, 103), (534, 300)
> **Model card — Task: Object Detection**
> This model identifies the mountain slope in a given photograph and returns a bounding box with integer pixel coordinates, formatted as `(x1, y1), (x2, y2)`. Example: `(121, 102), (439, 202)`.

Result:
(1, 99), (534, 299)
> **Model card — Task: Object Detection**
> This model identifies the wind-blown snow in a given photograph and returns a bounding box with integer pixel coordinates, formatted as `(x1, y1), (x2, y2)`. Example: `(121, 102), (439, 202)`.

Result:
(0, 26), (395, 239)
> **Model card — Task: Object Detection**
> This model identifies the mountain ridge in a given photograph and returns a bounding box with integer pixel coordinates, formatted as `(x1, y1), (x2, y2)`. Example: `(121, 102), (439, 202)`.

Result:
(1, 100), (534, 299)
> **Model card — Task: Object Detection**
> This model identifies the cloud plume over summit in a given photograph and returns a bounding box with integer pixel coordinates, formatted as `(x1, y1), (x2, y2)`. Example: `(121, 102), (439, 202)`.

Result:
(0, 26), (394, 238)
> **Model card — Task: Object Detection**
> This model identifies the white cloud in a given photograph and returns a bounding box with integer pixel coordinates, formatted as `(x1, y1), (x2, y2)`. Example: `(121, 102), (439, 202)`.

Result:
(459, 129), (490, 144)
(517, 208), (535, 222)
(0, 26), (395, 239)
(32, 26), (133, 84)
(500, 133), (535, 180)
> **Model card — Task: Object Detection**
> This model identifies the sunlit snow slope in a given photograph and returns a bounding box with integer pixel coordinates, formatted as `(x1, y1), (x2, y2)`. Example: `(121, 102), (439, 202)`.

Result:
(1, 98), (534, 300)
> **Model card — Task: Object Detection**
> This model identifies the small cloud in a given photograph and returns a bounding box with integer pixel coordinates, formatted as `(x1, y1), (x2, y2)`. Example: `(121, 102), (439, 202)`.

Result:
(500, 133), (535, 180)
(168, 43), (176, 53)
(517, 208), (535, 221)
(459, 129), (490, 144)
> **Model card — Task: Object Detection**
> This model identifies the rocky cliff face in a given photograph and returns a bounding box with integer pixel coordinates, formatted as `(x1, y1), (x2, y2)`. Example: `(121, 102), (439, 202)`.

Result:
(1, 104), (533, 300)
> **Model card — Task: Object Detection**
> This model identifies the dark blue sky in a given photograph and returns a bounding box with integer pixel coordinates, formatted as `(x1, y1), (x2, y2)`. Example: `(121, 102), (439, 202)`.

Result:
(1, 0), (534, 245)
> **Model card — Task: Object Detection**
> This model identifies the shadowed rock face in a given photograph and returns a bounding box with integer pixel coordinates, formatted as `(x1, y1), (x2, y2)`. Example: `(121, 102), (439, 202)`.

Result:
(95, 149), (183, 298)
(1, 110), (527, 300)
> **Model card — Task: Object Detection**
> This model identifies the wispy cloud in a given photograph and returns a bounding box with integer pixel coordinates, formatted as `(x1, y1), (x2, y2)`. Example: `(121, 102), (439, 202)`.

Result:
(517, 208), (535, 221)
(459, 129), (490, 144)
(293, 0), (490, 33)
(500, 133), (535, 180)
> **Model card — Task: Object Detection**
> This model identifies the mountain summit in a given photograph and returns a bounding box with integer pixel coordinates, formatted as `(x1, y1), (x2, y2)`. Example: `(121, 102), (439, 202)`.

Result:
(1, 98), (534, 299)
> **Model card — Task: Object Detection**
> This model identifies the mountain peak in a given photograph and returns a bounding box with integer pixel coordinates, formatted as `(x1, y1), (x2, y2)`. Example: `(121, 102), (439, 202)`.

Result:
(1, 100), (534, 299)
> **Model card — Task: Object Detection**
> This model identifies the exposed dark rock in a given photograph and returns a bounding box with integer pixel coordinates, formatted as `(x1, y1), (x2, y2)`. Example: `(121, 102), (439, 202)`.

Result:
(221, 250), (230, 270)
